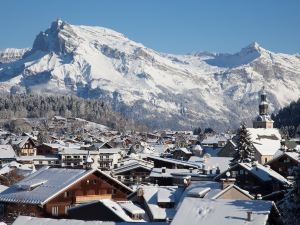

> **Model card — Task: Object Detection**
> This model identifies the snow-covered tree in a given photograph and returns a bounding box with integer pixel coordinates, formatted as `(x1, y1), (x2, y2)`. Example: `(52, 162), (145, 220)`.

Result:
(278, 156), (300, 225)
(230, 123), (255, 165)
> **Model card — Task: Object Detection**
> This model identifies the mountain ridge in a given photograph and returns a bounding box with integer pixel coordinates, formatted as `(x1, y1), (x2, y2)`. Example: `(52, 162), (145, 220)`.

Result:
(0, 20), (300, 130)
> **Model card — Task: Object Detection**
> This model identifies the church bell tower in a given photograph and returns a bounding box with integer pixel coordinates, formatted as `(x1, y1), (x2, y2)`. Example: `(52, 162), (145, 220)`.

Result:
(253, 87), (274, 129)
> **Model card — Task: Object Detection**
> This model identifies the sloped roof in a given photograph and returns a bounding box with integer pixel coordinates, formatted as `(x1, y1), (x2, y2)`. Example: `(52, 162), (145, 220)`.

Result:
(0, 168), (133, 205)
(172, 198), (273, 225)
(265, 150), (300, 165)
(111, 160), (153, 175)
(138, 185), (184, 220)
(0, 145), (16, 159)
(12, 216), (168, 225)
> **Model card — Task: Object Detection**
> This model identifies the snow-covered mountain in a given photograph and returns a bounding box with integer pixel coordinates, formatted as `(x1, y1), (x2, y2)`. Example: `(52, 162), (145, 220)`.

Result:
(1, 19), (300, 130)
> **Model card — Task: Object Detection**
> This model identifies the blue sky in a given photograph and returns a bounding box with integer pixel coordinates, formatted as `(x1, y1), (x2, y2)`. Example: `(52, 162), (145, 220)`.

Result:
(1, 0), (299, 54)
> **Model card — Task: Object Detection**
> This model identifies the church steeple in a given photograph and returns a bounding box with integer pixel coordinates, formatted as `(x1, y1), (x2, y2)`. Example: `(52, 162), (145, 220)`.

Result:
(253, 87), (274, 129)
(259, 86), (269, 115)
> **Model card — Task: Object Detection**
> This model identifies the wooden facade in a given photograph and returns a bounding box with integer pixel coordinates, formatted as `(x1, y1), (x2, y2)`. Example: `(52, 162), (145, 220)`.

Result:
(37, 144), (59, 155)
(266, 153), (299, 178)
(215, 164), (285, 196)
(17, 138), (36, 156)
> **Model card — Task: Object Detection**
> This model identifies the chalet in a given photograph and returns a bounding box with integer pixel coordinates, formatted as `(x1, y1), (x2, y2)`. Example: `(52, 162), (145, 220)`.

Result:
(0, 167), (133, 223)
(265, 150), (300, 177)
(146, 155), (199, 169)
(149, 156), (231, 186)
(214, 162), (291, 196)
(59, 148), (99, 168)
(98, 148), (122, 170)
(16, 155), (60, 168)
(68, 199), (145, 222)
(201, 134), (228, 148)
(172, 148), (192, 161)
(37, 143), (62, 155)
(217, 139), (236, 157)
(149, 166), (224, 186)
(111, 159), (153, 185)
(11, 136), (36, 156)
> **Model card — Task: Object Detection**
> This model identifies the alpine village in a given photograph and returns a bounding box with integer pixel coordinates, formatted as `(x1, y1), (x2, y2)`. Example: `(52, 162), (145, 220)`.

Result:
(0, 83), (298, 225)
(1, 3), (300, 223)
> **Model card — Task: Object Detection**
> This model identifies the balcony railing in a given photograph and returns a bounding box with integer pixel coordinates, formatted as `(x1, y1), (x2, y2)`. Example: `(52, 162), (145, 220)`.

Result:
(75, 194), (112, 203)
(63, 158), (82, 163)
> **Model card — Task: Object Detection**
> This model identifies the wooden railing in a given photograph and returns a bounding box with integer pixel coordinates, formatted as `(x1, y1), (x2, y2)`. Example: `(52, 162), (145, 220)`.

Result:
(75, 194), (112, 203)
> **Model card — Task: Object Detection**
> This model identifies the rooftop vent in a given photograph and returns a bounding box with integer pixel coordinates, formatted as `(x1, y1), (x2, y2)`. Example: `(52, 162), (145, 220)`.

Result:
(16, 179), (47, 191)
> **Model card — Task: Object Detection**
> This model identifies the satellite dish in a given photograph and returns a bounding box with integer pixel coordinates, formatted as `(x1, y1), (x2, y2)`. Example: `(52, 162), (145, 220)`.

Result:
(226, 171), (231, 178)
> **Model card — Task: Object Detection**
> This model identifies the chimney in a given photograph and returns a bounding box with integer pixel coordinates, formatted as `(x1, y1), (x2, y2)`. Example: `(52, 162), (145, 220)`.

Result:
(216, 166), (220, 174)
(247, 211), (253, 221)
(256, 194), (262, 200)
(220, 178), (236, 189)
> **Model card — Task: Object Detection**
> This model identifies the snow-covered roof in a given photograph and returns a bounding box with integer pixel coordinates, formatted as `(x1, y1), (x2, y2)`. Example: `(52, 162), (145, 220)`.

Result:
(172, 198), (273, 225)
(247, 128), (281, 141)
(239, 163), (290, 185)
(12, 216), (167, 225)
(59, 148), (99, 155)
(266, 150), (300, 165)
(173, 148), (192, 154)
(188, 156), (231, 174)
(119, 201), (145, 215)
(137, 185), (184, 220)
(0, 145), (16, 159)
(11, 136), (32, 148)
(111, 160), (153, 175)
(252, 139), (281, 156)
(16, 155), (59, 161)
(247, 128), (281, 156)
(147, 155), (200, 168)
(201, 135), (228, 145)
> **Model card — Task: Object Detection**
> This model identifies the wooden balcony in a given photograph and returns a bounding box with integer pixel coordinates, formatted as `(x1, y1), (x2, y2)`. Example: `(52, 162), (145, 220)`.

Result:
(75, 194), (112, 203)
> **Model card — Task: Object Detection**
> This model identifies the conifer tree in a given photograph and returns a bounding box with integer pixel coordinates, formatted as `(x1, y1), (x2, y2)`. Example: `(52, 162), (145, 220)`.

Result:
(231, 123), (255, 165)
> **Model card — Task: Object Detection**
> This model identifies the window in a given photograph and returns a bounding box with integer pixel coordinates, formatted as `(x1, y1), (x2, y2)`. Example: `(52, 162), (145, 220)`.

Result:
(93, 179), (97, 184)
(65, 205), (70, 215)
(112, 189), (117, 195)
(86, 180), (90, 184)
(240, 170), (244, 175)
(64, 191), (70, 198)
(231, 171), (237, 178)
(52, 206), (59, 216)
(265, 158), (268, 163)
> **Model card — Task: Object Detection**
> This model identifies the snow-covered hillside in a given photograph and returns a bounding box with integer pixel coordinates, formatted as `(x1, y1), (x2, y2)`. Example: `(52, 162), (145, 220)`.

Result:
(0, 19), (300, 130)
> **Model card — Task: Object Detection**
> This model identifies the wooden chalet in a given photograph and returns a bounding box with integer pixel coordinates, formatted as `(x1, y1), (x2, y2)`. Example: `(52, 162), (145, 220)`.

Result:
(172, 148), (193, 161)
(265, 150), (300, 178)
(111, 159), (153, 185)
(11, 136), (36, 156)
(0, 167), (133, 223)
(214, 162), (291, 196)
